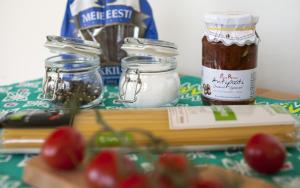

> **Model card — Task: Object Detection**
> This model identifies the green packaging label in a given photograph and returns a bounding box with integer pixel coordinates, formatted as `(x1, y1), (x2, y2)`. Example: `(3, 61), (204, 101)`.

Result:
(211, 106), (237, 121)
(8, 112), (27, 121)
(95, 132), (133, 147)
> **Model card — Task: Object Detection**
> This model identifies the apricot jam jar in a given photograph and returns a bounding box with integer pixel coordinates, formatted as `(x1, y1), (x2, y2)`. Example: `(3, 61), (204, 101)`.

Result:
(201, 12), (260, 105)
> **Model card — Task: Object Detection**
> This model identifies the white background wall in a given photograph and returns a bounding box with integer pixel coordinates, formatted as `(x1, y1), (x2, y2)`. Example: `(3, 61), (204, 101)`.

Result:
(0, 0), (299, 94)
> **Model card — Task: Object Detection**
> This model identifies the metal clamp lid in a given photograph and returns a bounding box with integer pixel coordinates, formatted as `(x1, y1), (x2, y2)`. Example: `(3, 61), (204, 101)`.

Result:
(45, 35), (102, 57)
(117, 69), (142, 104)
(121, 37), (179, 57)
(42, 67), (63, 101)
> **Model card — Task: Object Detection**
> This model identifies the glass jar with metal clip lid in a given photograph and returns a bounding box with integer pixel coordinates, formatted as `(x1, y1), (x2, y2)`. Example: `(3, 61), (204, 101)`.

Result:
(118, 38), (180, 108)
(42, 36), (103, 108)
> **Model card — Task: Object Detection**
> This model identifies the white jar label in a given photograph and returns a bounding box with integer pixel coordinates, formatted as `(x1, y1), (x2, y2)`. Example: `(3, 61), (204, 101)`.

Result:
(202, 66), (256, 101)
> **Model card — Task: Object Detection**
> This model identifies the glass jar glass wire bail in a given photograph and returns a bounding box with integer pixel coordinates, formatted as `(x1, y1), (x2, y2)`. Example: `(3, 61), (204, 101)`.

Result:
(42, 35), (103, 108)
(117, 38), (180, 107)
(121, 37), (179, 58)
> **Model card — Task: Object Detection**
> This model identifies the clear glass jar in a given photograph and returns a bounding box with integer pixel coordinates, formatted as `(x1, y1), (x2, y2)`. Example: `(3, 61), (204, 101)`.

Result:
(118, 38), (180, 108)
(42, 36), (103, 108)
(201, 12), (260, 105)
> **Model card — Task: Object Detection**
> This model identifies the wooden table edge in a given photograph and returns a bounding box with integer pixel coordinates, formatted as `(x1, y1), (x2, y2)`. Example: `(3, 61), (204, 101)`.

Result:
(256, 88), (299, 100)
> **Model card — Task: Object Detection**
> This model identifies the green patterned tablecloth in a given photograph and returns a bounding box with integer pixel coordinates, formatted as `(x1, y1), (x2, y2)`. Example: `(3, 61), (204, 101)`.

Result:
(0, 76), (300, 188)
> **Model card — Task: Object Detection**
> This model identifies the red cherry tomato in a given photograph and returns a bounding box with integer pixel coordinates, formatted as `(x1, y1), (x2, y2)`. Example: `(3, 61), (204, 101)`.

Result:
(117, 173), (150, 188)
(85, 150), (136, 188)
(156, 175), (173, 188)
(244, 133), (286, 174)
(41, 126), (85, 170)
(194, 179), (225, 188)
(154, 153), (191, 188)
(158, 153), (189, 171)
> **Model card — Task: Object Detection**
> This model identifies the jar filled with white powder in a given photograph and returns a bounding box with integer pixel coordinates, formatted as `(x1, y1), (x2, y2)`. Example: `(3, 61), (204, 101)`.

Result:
(118, 38), (179, 108)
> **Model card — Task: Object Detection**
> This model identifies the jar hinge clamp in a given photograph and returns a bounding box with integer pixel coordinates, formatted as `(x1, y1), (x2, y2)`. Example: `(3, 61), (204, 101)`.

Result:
(42, 68), (63, 101)
(117, 69), (142, 103)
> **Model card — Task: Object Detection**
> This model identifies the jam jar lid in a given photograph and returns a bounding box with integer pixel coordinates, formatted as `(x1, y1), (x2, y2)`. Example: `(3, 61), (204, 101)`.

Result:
(121, 56), (177, 73)
(204, 11), (258, 26)
(121, 37), (179, 57)
(204, 12), (259, 46)
(45, 35), (102, 57)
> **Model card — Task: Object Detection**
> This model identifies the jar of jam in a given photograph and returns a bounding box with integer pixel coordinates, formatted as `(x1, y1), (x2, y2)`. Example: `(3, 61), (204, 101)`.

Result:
(201, 12), (260, 105)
